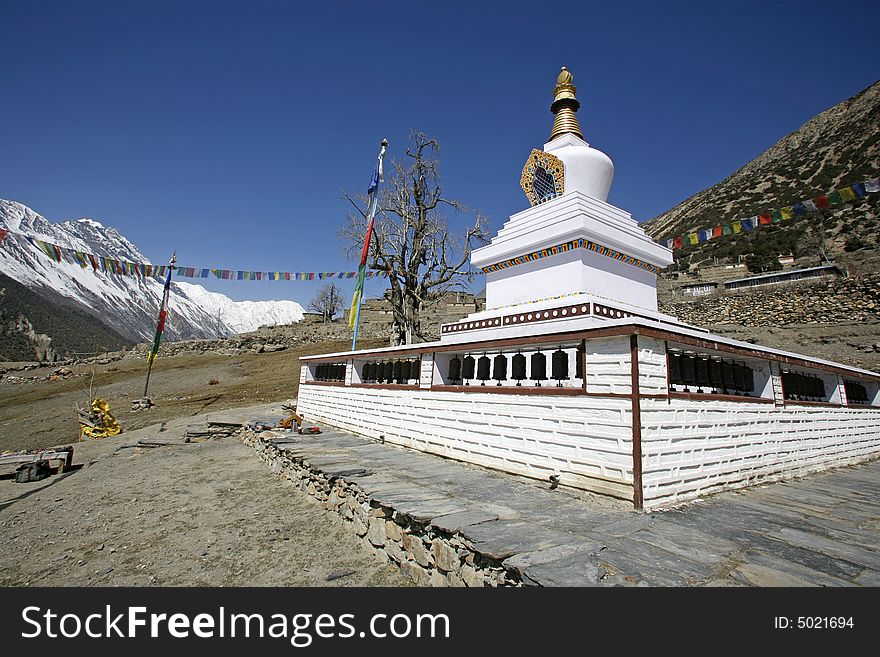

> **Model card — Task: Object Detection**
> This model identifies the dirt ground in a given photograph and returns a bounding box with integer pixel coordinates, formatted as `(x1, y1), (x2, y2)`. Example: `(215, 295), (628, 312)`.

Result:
(1, 324), (878, 588)
(0, 411), (409, 587)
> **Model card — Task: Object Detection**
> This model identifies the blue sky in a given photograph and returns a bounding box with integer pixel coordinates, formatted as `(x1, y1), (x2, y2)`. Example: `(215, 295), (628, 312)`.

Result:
(1, 0), (877, 307)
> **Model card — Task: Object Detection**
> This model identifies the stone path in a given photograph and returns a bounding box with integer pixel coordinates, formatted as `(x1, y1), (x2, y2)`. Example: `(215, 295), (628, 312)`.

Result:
(226, 407), (880, 586)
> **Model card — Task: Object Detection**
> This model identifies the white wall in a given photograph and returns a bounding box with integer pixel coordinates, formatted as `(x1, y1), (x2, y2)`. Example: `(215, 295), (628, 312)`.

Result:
(485, 249), (659, 312)
(297, 385), (635, 500)
(299, 334), (880, 510)
(639, 397), (880, 508)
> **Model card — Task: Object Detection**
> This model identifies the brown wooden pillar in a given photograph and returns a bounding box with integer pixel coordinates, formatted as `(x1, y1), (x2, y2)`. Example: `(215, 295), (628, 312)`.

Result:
(630, 333), (644, 510)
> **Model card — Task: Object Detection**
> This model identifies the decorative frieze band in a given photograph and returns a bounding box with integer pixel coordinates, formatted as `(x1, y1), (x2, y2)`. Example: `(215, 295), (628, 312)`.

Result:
(441, 302), (592, 334)
(440, 300), (660, 335)
(480, 238), (662, 275)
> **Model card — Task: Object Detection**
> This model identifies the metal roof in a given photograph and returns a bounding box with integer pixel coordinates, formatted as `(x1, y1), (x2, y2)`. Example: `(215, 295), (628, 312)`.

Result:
(724, 264), (841, 287)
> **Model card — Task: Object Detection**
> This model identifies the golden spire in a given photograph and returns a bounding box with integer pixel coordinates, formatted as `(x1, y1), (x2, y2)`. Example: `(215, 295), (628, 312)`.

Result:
(549, 66), (584, 141)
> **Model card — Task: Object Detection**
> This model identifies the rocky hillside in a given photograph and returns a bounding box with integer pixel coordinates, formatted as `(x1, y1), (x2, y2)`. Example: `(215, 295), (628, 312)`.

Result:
(0, 272), (131, 361)
(644, 80), (880, 244)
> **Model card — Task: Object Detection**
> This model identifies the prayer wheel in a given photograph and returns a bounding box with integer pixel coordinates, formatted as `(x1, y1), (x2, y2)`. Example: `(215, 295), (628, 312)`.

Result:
(477, 355), (491, 385)
(512, 353), (526, 386)
(448, 356), (462, 383)
(530, 351), (547, 386)
(551, 348), (568, 386)
(493, 354), (507, 385)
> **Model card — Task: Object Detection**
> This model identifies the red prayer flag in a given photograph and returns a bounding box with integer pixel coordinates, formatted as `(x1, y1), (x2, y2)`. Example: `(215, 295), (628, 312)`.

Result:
(814, 195), (829, 209)
(673, 236), (683, 249)
(758, 213), (772, 225)
(712, 225), (722, 237)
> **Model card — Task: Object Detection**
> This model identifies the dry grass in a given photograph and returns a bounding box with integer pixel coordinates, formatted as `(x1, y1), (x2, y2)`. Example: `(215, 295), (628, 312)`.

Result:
(0, 338), (385, 452)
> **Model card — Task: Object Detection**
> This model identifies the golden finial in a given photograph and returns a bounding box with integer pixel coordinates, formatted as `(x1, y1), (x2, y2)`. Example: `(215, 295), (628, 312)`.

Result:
(549, 66), (583, 141)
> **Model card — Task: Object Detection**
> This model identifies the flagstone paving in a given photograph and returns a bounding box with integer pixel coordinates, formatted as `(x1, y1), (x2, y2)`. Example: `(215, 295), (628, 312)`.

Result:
(226, 407), (880, 586)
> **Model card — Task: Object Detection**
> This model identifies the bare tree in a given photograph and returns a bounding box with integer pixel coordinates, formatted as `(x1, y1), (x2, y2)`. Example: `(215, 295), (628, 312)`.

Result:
(340, 132), (490, 345)
(308, 283), (344, 322)
(800, 224), (832, 265)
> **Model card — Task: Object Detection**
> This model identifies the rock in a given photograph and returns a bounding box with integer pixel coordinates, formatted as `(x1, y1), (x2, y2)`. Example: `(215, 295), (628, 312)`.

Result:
(402, 534), (431, 568)
(353, 516), (368, 537)
(325, 569), (355, 582)
(459, 564), (485, 587)
(429, 570), (449, 587)
(431, 538), (461, 572)
(400, 561), (430, 587)
(384, 520), (403, 542)
(367, 518), (386, 547)
(446, 571), (466, 587)
(385, 541), (406, 563)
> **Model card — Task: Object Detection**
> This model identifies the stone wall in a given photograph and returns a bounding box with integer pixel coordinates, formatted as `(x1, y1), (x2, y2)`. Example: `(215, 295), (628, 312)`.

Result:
(658, 272), (880, 327)
(240, 427), (517, 587)
(348, 292), (483, 340)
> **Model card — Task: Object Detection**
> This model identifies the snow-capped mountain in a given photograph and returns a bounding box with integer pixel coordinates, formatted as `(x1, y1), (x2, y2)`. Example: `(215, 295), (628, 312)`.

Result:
(0, 199), (304, 343)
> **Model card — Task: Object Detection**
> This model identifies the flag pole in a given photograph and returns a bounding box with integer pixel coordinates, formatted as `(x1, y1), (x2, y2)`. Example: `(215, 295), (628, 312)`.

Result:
(350, 139), (388, 351)
(143, 251), (176, 400)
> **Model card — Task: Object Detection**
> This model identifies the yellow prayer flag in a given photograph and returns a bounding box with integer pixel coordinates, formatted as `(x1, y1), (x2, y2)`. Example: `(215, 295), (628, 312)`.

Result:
(781, 207), (793, 220)
(348, 290), (361, 329)
(732, 221), (742, 234)
(839, 187), (856, 201)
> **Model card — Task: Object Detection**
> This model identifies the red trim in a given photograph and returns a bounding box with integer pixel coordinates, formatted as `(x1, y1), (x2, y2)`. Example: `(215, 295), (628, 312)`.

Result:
(350, 383), (421, 391)
(783, 400), (843, 408)
(432, 384), (584, 396)
(666, 392), (775, 404)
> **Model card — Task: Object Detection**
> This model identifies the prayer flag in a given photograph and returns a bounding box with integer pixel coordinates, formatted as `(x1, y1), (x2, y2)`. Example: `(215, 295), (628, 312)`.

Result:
(865, 177), (880, 193)
(349, 141), (388, 336)
(148, 261), (175, 365)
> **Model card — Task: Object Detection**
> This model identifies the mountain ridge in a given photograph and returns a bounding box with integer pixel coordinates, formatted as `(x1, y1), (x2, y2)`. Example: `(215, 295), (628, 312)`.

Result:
(0, 199), (304, 359)
(644, 80), (880, 243)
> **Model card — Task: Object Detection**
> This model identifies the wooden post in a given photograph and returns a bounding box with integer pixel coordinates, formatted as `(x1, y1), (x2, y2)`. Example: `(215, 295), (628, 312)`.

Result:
(630, 333), (644, 510)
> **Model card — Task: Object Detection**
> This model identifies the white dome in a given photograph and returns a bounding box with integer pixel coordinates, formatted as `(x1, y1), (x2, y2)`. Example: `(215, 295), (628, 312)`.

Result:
(544, 133), (614, 202)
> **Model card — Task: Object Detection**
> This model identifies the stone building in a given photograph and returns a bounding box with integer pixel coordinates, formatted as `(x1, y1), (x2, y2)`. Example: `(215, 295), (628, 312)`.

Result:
(343, 291), (484, 340)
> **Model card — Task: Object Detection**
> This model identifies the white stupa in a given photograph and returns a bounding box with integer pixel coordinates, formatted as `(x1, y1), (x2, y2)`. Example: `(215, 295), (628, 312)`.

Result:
(297, 67), (880, 512)
(450, 67), (676, 340)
